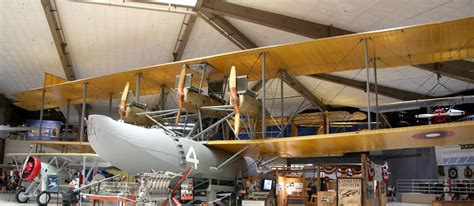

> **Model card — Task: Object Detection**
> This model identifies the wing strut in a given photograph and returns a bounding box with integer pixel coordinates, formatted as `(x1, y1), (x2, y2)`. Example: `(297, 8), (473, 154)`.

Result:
(210, 145), (249, 173)
(191, 112), (235, 140)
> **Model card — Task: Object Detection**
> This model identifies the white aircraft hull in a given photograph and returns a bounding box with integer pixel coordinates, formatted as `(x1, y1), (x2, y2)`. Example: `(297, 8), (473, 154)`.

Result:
(87, 115), (254, 179)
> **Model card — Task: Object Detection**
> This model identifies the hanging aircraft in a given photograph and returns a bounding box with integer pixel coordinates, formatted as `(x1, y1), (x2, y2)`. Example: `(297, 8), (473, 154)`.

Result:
(14, 17), (474, 178)
(360, 95), (474, 113)
(360, 95), (473, 125)
(5, 17), (473, 204)
(415, 108), (465, 122)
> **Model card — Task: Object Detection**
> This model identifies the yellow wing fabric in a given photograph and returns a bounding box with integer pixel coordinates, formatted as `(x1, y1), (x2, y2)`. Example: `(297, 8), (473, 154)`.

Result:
(207, 121), (474, 157)
(13, 17), (474, 111)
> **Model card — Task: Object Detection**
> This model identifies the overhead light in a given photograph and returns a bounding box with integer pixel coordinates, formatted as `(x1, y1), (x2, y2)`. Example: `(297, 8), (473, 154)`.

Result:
(321, 9), (326, 13)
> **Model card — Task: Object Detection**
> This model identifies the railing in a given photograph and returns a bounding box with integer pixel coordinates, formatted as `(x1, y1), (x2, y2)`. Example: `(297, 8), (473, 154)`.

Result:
(74, 175), (139, 196)
(96, 181), (139, 196)
(397, 179), (474, 195)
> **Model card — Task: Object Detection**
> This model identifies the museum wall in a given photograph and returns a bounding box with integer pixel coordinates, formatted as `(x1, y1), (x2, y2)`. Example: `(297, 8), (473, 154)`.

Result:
(386, 147), (438, 186)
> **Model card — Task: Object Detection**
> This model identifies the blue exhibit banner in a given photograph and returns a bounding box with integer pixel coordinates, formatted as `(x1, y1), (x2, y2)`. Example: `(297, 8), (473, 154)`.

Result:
(26, 119), (63, 140)
(47, 175), (59, 193)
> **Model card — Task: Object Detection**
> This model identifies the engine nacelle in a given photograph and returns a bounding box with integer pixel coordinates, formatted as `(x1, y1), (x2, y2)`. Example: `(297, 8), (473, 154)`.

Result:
(21, 156), (41, 181)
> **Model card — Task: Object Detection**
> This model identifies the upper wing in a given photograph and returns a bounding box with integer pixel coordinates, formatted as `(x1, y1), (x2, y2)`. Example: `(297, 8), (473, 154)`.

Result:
(207, 121), (474, 157)
(13, 17), (474, 111)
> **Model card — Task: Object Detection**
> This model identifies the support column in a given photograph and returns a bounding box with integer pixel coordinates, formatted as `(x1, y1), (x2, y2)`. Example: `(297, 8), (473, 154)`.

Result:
(199, 64), (207, 92)
(108, 93), (113, 117)
(79, 156), (87, 206)
(363, 38), (371, 130)
(361, 153), (368, 206)
(79, 83), (88, 142)
(160, 84), (166, 110)
(290, 119), (297, 137)
(261, 53), (266, 138)
(316, 165), (321, 191)
(82, 156), (86, 186)
(39, 89), (45, 140)
(135, 73), (141, 102)
(427, 107), (432, 125)
(0, 139), (5, 174)
(373, 58), (380, 129)
(198, 110), (203, 140)
(280, 71), (284, 137)
(65, 99), (70, 139)
(324, 114), (329, 134)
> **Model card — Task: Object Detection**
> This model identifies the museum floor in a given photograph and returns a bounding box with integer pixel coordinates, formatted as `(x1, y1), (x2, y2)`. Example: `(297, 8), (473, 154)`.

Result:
(0, 193), (431, 206)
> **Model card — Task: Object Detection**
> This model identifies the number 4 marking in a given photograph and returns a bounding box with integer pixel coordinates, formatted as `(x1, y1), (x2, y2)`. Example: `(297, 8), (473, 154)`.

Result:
(186, 147), (200, 170)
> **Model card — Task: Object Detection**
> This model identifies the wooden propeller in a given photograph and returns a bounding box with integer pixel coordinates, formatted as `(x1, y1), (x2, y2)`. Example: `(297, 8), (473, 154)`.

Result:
(175, 65), (187, 124)
(119, 82), (130, 120)
(229, 66), (241, 136)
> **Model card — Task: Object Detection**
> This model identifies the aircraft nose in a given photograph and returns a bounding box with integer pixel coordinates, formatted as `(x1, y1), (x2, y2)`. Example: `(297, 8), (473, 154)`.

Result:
(87, 115), (109, 141)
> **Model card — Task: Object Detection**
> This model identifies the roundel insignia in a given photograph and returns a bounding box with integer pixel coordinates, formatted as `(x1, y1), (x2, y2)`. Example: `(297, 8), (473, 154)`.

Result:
(464, 166), (472, 178)
(448, 167), (458, 179)
(412, 131), (454, 140)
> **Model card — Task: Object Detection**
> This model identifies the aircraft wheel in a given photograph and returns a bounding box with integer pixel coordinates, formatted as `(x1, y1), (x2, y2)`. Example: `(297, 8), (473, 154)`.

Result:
(15, 189), (29, 203)
(37, 191), (51, 205)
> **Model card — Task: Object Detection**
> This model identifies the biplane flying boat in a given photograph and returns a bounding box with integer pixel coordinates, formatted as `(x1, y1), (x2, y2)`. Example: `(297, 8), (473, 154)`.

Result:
(8, 17), (474, 203)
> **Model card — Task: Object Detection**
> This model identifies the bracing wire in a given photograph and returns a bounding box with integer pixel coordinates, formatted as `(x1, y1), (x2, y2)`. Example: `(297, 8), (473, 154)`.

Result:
(306, 40), (364, 105)
(245, 53), (263, 76)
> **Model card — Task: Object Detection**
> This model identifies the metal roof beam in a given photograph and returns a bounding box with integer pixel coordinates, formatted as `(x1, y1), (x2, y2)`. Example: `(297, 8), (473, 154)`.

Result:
(281, 69), (330, 111)
(41, 0), (76, 81)
(415, 60), (474, 84)
(171, 0), (204, 61)
(199, 10), (257, 49)
(200, 0), (352, 38)
(310, 74), (432, 101)
(201, 0), (473, 85)
(173, 14), (197, 61)
(42, 0), (91, 120)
